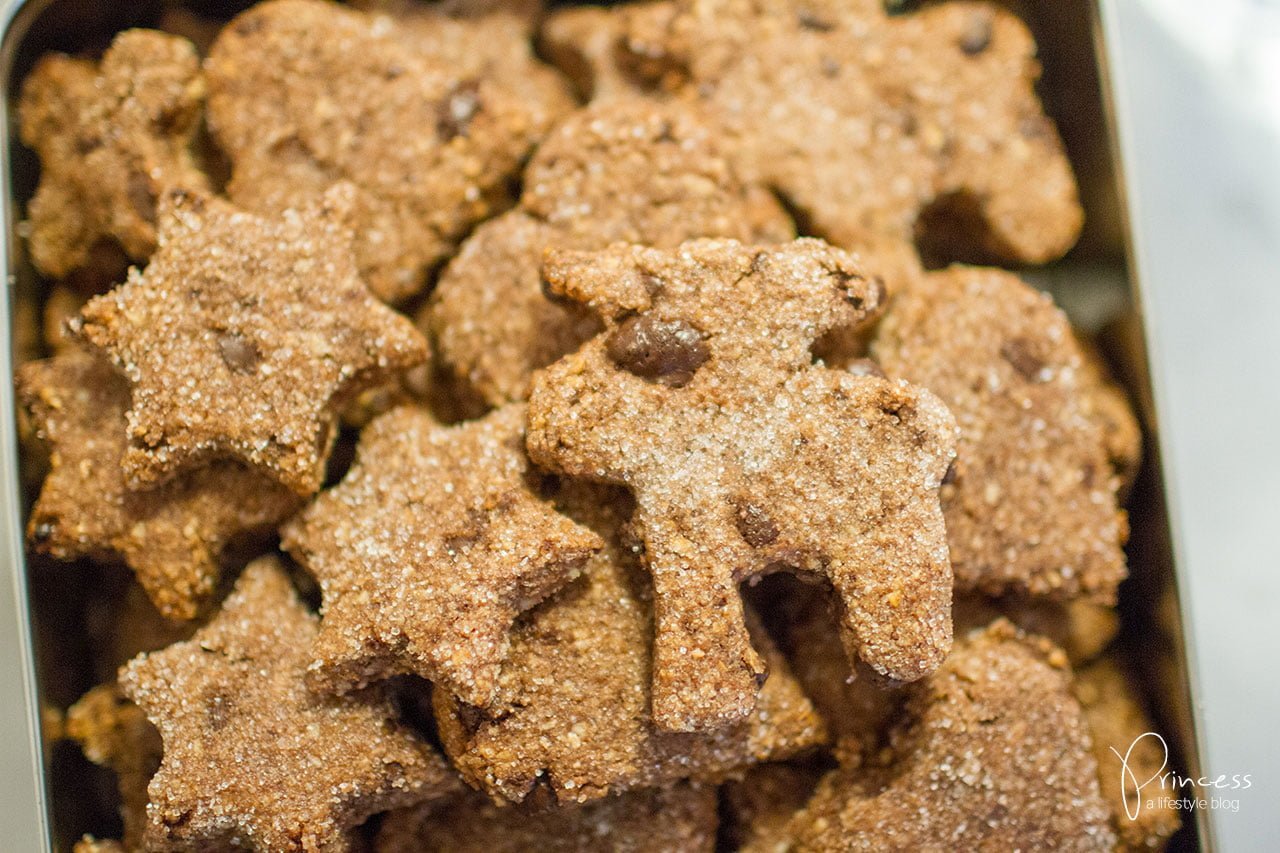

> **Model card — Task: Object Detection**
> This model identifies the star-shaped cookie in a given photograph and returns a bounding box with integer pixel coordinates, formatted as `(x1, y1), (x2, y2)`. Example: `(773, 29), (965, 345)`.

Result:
(205, 0), (557, 302)
(548, 0), (1082, 264)
(281, 404), (603, 707)
(526, 239), (958, 731)
(18, 29), (208, 278)
(18, 348), (300, 621)
(119, 557), (458, 852)
(75, 184), (428, 497)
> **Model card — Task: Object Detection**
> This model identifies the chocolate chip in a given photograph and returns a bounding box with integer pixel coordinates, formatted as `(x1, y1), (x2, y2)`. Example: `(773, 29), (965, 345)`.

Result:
(734, 500), (780, 548)
(797, 8), (836, 31)
(438, 80), (481, 141)
(959, 13), (993, 55)
(846, 358), (886, 379)
(233, 16), (264, 36)
(606, 314), (709, 387)
(205, 691), (233, 731)
(217, 332), (261, 374)
(1000, 337), (1048, 382)
(127, 171), (157, 222)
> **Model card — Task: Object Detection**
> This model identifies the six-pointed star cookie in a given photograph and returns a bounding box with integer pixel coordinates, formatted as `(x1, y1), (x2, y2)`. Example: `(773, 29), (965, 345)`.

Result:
(18, 29), (209, 278)
(526, 238), (958, 732)
(281, 404), (603, 707)
(120, 557), (458, 852)
(75, 184), (428, 497)
(205, 0), (556, 303)
(559, 0), (1082, 264)
(18, 348), (300, 621)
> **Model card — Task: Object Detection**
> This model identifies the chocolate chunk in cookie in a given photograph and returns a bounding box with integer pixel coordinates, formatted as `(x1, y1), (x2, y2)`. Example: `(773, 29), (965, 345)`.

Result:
(75, 185), (427, 497)
(18, 348), (300, 621)
(526, 239), (957, 731)
(433, 483), (827, 802)
(873, 266), (1133, 602)
(207, 0), (557, 302)
(120, 558), (458, 852)
(18, 29), (208, 277)
(281, 404), (602, 707)
(427, 99), (793, 406)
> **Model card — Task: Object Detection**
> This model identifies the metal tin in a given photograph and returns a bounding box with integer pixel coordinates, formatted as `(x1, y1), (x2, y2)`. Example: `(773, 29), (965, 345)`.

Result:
(0, 1), (1211, 848)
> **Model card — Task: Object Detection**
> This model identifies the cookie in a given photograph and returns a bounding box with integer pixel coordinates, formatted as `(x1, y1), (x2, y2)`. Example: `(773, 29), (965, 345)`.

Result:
(560, 0), (1081, 264)
(75, 185), (427, 497)
(427, 98), (793, 406)
(65, 684), (162, 852)
(873, 266), (1133, 602)
(954, 592), (1120, 666)
(772, 621), (1117, 850)
(18, 29), (208, 278)
(353, 0), (575, 137)
(119, 557), (457, 852)
(18, 348), (300, 621)
(206, 0), (553, 303)
(281, 404), (603, 707)
(540, 4), (655, 101)
(433, 481), (827, 803)
(526, 238), (957, 731)
(377, 784), (718, 852)
(1074, 656), (1182, 851)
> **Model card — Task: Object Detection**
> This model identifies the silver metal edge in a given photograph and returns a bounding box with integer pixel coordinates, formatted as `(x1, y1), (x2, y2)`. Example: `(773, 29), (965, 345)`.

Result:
(0, 0), (51, 848)
(1095, 1), (1214, 849)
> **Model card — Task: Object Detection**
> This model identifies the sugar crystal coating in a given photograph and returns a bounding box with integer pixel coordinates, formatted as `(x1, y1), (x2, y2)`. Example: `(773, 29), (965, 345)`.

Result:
(18, 29), (209, 277)
(527, 239), (957, 731)
(282, 404), (603, 707)
(76, 185), (428, 497)
(18, 348), (300, 621)
(120, 558), (458, 852)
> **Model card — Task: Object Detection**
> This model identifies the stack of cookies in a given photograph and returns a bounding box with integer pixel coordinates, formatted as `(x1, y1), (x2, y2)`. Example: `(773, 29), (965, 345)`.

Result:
(14, 1), (1181, 850)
